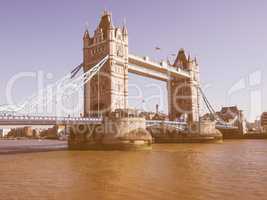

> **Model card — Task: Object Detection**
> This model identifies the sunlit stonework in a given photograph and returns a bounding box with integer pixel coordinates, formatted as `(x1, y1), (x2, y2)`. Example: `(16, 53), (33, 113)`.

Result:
(83, 11), (200, 123)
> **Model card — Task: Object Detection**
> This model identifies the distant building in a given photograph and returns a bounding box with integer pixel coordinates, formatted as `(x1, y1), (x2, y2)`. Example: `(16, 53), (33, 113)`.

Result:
(152, 112), (168, 121)
(139, 112), (155, 120)
(261, 112), (267, 132)
(0, 128), (10, 138)
(201, 113), (214, 121)
(217, 106), (247, 134)
(7, 127), (33, 138)
(109, 108), (139, 118)
(246, 120), (261, 132)
(152, 104), (168, 121)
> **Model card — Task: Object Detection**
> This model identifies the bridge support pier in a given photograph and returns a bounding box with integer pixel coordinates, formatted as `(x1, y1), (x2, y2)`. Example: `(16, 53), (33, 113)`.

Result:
(68, 116), (152, 150)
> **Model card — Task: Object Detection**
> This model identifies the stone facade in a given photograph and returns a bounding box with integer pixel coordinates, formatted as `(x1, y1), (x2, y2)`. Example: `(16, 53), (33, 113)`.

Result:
(217, 106), (248, 134)
(260, 112), (267, 132)
(83, 11), (200, 123)
(168, 49), (200, 123)
(68, 117), (152, 150)
(83, 11), (128, 116)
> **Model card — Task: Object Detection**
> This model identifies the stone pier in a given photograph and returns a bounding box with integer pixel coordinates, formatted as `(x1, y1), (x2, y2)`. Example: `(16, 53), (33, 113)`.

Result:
(68, 116), (152, 150)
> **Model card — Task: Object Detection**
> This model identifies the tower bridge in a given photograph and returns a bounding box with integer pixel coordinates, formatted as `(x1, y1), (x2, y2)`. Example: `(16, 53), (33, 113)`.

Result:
(0, 11), (225, 148)
(0, 11), (200, 131)
(83, 11), (200, 123)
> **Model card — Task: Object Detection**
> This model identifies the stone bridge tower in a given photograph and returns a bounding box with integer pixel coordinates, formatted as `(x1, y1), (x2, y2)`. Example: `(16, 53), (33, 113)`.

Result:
(83, 11), (129, 116)
(168, 49), (200, 123)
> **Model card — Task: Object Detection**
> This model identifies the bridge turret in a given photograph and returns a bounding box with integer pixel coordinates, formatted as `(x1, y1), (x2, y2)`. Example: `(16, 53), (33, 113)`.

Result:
(168, 48), (200, 124)
(83, 11), (129, 116)
(83, 29), (90, 39)
(98, 10), (114, 40)
(83, 30), (90, 72)
(122, 25), (128, 43)
(122, 25), (128, 35)
(194, 56), (198, 66)
(188, 56), (200, 123)
(83, 30), (90, 47)
(187, 53), (193, 70)
(187, 53), (191, 62)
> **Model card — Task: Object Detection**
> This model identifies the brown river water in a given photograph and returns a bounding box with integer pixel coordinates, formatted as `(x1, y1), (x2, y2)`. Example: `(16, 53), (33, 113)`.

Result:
(0, 140), (267, 200)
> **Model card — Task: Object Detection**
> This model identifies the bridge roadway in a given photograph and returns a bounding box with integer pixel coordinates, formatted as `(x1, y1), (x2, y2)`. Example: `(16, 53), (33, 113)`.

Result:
(0, 115), (187, 128)
(0, 115), (102, 126)
(215, 124), (239, 130)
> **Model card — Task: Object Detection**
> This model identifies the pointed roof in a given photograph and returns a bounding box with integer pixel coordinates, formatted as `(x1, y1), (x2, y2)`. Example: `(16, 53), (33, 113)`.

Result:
(194, 56), (198, 65)
(122, 25), (128, 35)
(173, 48), (188, 68)
(83, 30), (90, 39)
(187, 53), (191, 62)
(122, 17), (128, 35)
(98, 11), (113, 39)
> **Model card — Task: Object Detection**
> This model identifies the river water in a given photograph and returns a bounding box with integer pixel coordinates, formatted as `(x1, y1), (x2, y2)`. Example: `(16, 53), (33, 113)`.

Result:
(0, 140), (267, 200)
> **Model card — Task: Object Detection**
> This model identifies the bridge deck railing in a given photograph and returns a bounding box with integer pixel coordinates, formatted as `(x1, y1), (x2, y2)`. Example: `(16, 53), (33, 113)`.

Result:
(0, 115), (103, 125)
(146, 120), (187, 130)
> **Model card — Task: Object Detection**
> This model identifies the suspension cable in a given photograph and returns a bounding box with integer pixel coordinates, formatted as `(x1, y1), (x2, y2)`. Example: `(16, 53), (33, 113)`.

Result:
(198, 86), (237, 125)
(200, 90), (215, 120)
(97, 70), (100, 118)
(6, 55), (109, 116)
(198, 87), (216, 114)
(198, 87), (217, 119)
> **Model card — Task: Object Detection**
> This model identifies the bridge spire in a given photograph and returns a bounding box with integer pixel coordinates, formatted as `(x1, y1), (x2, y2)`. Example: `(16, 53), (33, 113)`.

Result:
(194, 56), (198, 66)
(83, 29), (90, 39)
(83, 29), (90, 49)
(187, 52), (191, 62)
(122, 18), (128, 35)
